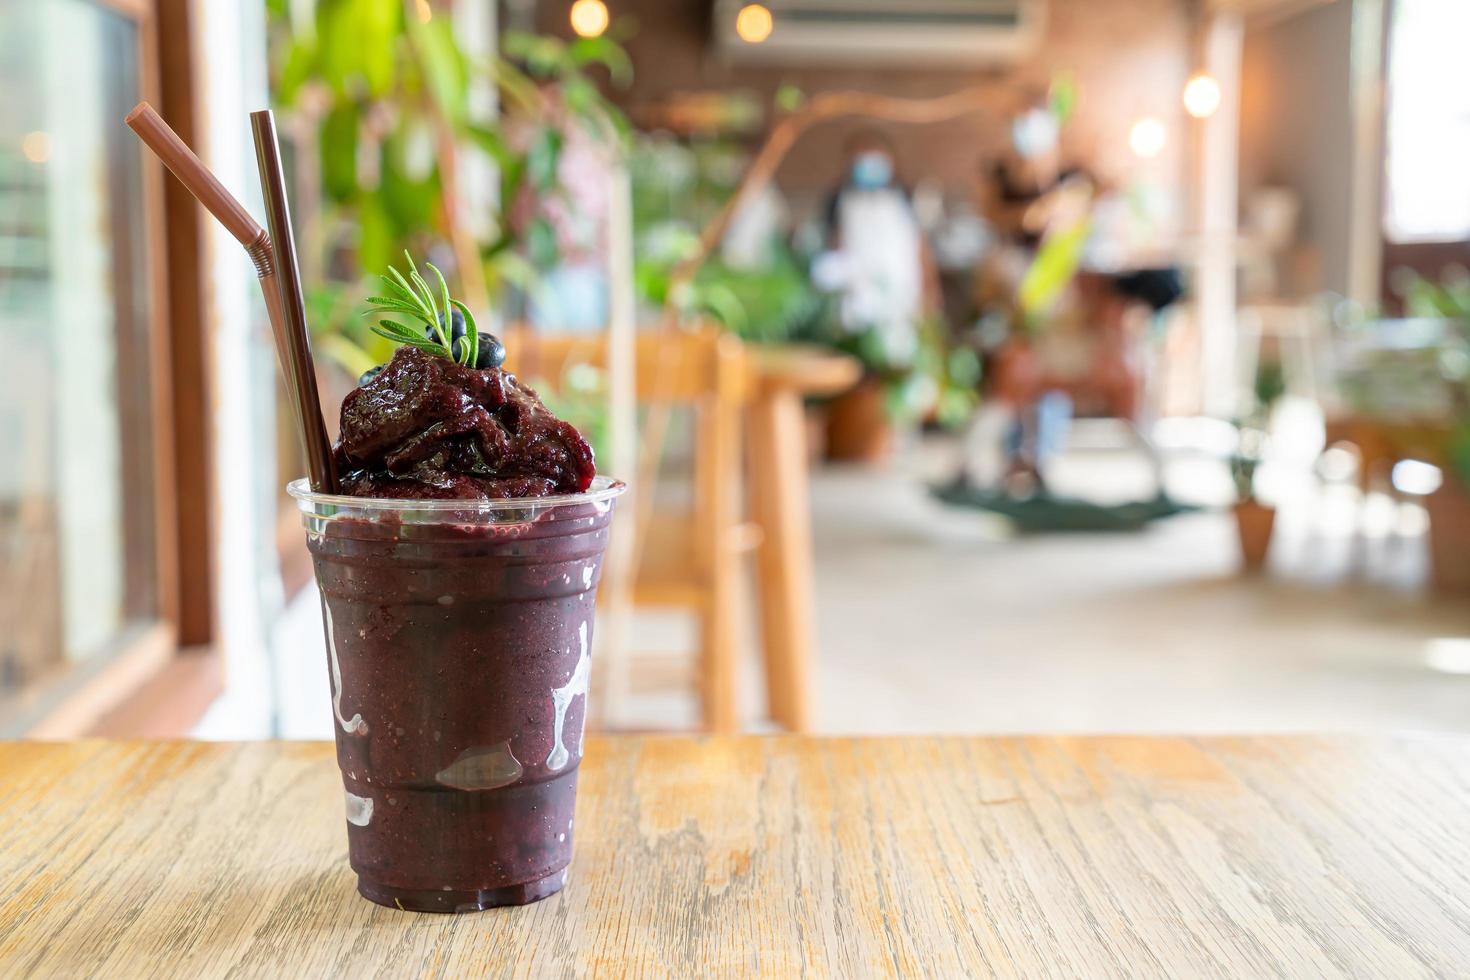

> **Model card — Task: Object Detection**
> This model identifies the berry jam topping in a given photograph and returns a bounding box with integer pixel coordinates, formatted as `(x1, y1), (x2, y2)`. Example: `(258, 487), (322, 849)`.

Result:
(333, 345), (595, 500)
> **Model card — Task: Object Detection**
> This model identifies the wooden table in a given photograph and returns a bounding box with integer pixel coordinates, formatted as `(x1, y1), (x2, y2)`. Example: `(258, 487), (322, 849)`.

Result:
(746, 345), (862, 732)
(4, 736), (1469, 978)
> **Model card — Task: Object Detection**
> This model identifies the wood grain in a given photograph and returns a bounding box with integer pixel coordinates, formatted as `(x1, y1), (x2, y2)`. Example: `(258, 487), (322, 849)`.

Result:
(3, 736), (1470, 978)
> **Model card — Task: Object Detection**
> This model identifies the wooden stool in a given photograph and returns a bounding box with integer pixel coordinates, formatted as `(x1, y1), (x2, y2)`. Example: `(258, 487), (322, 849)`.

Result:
(746, 345), (862, 732)
(509, 326), (752, 732)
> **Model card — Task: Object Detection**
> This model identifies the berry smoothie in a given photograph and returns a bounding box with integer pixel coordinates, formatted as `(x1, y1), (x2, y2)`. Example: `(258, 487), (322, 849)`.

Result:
(294, 341), (622, 912)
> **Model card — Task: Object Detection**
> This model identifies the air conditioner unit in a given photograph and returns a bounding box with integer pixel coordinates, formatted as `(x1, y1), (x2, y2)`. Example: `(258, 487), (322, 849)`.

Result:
(713, 0), (1046, 67)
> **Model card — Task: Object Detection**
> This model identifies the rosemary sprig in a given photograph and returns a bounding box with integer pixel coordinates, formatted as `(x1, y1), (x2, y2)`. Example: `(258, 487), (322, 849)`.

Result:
(364, 251), (478, 366)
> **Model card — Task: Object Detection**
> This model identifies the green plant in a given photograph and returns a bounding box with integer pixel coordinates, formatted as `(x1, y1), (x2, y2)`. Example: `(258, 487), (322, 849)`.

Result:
(269, 0), (464, 279)
(265, 1), (631, 371)
(1229, 428), (1266, 502)
(1400, 267), (1470, 320)
(917, 322), (983, 429)
(1229, 357), (1285, 502)
(1253, 358), (1287, 414)
(815, 317), (980, 427)
(1398, 267), (1470, 486)
(1016, 216), (1091, 332)
(691, 251), (829, 343)
(627, 132), (829, 340)
(494, 30), (633, 277)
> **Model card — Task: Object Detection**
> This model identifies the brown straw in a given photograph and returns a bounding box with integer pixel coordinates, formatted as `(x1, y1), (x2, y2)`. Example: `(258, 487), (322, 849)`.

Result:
(126, 101), (338, 493)
(250, 110), (337, 493)
(126, 103), (268, 254)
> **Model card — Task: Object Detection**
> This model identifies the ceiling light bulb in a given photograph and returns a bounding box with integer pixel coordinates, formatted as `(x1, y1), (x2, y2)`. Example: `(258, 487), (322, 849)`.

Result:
(570, 0), (609, 38)
(21, 131), (51, 164)
(1129, 116), (1166, 158)
(736, 4), (774, 44)
(1183, 73), (1222, 119)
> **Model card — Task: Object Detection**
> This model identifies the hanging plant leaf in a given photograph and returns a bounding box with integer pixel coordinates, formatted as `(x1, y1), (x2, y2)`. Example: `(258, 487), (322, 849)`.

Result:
(567, 36), (633, 86)
(526, 217), (559, 270)
(317, 0), (399, 97)
(525, 127), (563, 191)
(408, 13), (468, 127)
(320, 104), (360, 202)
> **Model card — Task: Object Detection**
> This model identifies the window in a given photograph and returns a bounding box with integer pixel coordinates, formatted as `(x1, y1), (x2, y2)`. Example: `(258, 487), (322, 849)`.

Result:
(0, 0), (194, 734)
(1383, 0), (1470, 243)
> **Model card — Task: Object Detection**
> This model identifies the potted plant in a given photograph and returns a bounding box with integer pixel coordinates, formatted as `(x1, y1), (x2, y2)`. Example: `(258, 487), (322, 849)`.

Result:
(1424, 448), (1470, 593)
(1397, 270), (1470, 593)
(825, 380), (891, 462)
(820, 317), (980, 463)
(1230, 426), (1274, 572)
(1229, 360), (1286, 572)
(1425, 354), (1470, 593)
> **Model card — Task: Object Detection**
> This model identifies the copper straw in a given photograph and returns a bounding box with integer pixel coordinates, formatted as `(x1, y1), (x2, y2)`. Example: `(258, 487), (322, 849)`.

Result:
(125, 102), (337, 493)
(249, 109), (337, 493)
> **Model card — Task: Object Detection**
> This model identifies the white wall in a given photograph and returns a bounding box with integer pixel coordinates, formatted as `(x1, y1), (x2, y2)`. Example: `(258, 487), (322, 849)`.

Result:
(190, 0), (285, 738)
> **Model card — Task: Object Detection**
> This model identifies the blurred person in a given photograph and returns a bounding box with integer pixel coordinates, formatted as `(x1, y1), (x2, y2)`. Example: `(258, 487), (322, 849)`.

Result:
(963, 98), (1183, 498)
(811, 128), (938, 366)
(969, 93), (1095, 491)
(981, 91), (1092, 251)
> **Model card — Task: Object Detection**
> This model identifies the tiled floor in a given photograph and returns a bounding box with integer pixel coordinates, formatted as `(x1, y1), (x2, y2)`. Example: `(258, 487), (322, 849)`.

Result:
(808, 446), (1469, 734)
(216, 433), (1470, 739)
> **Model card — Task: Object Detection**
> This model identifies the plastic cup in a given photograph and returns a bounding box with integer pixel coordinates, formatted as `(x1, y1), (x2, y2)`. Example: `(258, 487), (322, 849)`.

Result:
(289, 476), (626, 913)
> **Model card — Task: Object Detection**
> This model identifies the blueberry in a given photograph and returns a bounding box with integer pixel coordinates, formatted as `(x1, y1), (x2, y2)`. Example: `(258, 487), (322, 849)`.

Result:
(358, 365), (383, 386)
(429, 308), (467, 344)
(474, 332), (506, 370)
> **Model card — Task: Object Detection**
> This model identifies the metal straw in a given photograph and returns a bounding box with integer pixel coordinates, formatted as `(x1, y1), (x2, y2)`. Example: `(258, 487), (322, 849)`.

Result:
(249, 109), (337, 494)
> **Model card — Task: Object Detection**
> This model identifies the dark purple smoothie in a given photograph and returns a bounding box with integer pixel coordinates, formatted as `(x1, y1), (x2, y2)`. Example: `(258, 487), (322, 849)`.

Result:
(294, 345), (621, 912)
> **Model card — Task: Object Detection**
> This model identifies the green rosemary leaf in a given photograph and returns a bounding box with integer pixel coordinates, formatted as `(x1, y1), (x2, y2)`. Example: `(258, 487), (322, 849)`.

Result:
(409, 271), (439, 324)
(429, 262), (467, 365)
(403, 251), (448, 350)
(451, 299), (478, 333)
(364, 295), (419, 309)
(371, 327), (446, 356)
(382, 268), (423, 311)
(372, 319), (430, 344)
(383, 269), (435, 337)
(365, 306), (426, 323)
(451, 299), (479, 366)
(371, 324), (419, 345)
(362, 251), (484, 368)
(364, 305), (423, 321)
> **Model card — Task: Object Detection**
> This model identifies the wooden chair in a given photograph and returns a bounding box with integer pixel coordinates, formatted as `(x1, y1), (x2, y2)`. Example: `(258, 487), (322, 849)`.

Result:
(506, 326), (751, 732)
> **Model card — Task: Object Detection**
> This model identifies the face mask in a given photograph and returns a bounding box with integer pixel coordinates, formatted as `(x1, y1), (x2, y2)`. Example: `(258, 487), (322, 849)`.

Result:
(1011, 109), (1059, 159)
(851, 151), (894, 189)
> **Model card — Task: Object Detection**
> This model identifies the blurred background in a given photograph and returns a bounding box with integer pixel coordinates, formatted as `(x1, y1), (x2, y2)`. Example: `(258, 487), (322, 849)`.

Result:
(3, 0), (1468, 739)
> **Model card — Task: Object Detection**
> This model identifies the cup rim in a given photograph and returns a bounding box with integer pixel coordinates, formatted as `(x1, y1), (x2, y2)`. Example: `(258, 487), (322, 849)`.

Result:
(287, 474), (627, 513)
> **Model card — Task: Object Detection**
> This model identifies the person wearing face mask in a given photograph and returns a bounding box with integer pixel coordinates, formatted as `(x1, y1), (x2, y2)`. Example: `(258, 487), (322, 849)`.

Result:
(966, 93), (1096, 494)
(984, 94), (1091, 250)
(814, 129), (937, 366)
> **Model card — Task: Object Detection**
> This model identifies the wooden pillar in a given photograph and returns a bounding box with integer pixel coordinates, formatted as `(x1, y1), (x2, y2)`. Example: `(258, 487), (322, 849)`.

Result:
(597, 162), (639, 728)
(156, 0), (212, 646)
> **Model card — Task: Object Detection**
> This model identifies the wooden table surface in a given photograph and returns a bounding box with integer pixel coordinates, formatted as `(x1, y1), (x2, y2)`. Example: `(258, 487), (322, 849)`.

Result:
(751, 344), (863, 398)
(4, 736), (1470, 978)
